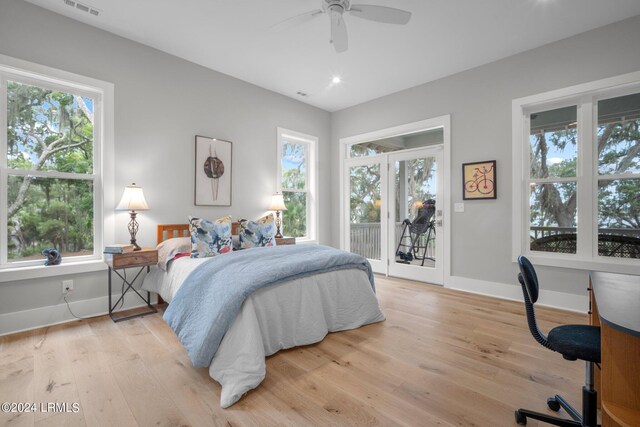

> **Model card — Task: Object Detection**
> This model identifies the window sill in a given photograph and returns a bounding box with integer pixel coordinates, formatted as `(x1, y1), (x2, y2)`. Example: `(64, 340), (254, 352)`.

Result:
(0, 259), (107, 283)
(518, 252), (640, 275)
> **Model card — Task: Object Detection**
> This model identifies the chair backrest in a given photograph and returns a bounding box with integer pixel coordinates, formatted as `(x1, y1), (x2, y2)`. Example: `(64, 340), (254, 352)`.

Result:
(517, 255), (552, 350)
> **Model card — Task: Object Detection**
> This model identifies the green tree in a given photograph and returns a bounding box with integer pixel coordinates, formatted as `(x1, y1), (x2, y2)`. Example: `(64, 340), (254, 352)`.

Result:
(6, 81), (95, 260)
(530, 96), (640, 234)
(281, 142), (308, 237)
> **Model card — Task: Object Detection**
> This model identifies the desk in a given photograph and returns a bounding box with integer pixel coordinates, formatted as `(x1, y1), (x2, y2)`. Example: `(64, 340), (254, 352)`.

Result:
(589, 272), (640, 427)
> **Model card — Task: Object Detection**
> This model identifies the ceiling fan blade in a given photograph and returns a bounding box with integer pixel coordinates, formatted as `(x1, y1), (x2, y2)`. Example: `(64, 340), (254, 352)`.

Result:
(330, 10), (348, 53)
(348, 4), (411, 25)
(270, 9), (324, 33)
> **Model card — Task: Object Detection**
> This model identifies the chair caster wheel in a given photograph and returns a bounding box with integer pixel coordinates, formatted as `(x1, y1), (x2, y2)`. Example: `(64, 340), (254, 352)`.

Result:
(515, 409), (527, 425)
(547, 397), (560, 412)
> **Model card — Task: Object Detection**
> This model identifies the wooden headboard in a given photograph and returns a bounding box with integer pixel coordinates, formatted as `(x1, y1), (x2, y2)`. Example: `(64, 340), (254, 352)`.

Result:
(157, 222), (241, 244)
(157, 224), (189, 244)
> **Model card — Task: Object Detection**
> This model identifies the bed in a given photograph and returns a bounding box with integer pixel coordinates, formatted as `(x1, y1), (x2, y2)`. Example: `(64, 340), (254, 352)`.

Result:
(142, 223), (385, 408)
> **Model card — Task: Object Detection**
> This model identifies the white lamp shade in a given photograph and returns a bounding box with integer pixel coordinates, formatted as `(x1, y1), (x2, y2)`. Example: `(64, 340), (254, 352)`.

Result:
(268, 193), (288, 211)
(116, 183), (149, 211)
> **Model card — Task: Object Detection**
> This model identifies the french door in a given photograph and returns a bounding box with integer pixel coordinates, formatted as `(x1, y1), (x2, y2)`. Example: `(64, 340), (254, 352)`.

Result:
(388, 148), (443, 283)
(344, 146), (444, 284)
(344, 157), (388, 273)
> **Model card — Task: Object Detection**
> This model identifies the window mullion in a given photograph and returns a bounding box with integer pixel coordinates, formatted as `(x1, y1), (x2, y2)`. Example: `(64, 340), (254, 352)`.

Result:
(276, 139), (283, 192)
(5, 169), (96, 181)
(596, 173), (640, 181)
(523, 114), (532, 255)
(577, 99), (594, 258)
(528, 177), (580, 184)
(0, 75), (7, 265)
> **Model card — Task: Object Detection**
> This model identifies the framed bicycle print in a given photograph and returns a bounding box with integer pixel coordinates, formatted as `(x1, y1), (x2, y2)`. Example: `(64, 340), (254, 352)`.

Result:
(462, 160), (496, 200)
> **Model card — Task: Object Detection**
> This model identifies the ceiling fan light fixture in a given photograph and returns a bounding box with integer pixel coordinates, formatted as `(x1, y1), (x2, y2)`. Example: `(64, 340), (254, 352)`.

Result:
(273, 0), (411, 53)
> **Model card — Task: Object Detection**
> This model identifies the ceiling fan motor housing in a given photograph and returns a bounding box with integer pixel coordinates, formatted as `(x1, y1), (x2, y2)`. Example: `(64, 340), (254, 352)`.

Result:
(324, 0), (350, 13)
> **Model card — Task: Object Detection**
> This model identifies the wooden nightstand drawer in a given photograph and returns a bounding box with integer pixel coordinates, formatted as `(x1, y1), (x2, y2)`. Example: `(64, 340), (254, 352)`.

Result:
(106, 248), (158, 269)
(276, 237), (296, 246)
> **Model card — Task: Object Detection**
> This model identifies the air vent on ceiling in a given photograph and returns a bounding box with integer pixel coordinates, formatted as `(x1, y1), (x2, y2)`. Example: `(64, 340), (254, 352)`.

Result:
(296, 91), (309, 97)
(63, 0), (101, 17)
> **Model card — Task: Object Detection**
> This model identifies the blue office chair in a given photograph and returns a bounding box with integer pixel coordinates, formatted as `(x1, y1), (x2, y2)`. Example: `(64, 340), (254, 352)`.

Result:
(515, 255), (600, 427)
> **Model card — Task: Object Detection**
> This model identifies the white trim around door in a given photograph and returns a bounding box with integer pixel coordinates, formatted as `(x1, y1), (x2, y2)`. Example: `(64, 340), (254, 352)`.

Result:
(339, 115), (451, 285)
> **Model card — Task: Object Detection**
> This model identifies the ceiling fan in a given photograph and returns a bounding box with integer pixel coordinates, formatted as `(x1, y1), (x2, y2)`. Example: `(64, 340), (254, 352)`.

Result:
(272, 0), (412, 53)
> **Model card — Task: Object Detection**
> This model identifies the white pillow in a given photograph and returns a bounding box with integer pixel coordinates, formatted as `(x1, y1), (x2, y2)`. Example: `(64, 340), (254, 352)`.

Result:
(157, 237), (191, 271)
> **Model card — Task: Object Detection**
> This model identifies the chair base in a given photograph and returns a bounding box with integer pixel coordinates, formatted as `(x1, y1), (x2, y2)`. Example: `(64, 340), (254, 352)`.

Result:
(515, 387), (599, 426)
(515, 408), (581, 426)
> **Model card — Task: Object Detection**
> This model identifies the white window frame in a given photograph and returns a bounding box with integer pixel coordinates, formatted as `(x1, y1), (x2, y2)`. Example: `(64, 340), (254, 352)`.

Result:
(276, 127), (318, 243)
(0, 54), (114, 282)
(512, 70), (640, 274)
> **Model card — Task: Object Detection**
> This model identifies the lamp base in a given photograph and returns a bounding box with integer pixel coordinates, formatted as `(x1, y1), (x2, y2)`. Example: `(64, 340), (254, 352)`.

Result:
(128, 211), (142, 251)
(274, 210), (283, 239)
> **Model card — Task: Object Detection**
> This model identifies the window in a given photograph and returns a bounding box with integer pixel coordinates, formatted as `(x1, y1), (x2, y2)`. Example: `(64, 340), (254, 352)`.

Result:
(276, 128), (317, 241)
(512, 72), (640, 272)
(528, 105), (578, 254)
(1, 57), (110, 274)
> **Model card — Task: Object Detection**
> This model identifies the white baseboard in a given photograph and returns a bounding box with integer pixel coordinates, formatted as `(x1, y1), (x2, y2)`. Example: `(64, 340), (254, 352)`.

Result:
(1, 276), (586, 336)
(0, 293), (158, 337)
(447, 275), (588, 313)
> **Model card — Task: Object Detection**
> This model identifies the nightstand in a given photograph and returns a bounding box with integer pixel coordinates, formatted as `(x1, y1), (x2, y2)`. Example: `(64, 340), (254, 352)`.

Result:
(276, 237), (296, 245)
(105, 248), (158, 322)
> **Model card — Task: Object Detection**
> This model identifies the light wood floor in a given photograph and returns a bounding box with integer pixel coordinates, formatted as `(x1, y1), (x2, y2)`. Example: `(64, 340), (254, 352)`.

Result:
(0, 276), (588, 426)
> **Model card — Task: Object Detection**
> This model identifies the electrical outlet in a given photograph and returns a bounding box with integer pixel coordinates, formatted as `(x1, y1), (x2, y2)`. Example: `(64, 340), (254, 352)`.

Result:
(62, 280), (74, 294)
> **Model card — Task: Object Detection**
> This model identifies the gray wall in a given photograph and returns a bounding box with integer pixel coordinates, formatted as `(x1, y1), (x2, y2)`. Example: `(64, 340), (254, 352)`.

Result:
(331, 15), (640, 296)
(2, 0), (639, 330)
(0, 0), (331, 318)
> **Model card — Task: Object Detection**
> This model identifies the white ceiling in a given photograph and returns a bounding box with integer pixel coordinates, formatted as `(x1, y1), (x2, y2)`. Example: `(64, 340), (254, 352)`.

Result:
(25, 0), (640, 112)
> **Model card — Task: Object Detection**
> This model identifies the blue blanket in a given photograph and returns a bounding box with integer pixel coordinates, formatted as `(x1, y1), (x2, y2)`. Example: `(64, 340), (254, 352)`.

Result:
(163, 244), (374, 367)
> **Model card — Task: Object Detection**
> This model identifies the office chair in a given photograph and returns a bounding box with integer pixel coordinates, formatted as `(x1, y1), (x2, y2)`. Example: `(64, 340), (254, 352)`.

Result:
(515, 255), (600, 426)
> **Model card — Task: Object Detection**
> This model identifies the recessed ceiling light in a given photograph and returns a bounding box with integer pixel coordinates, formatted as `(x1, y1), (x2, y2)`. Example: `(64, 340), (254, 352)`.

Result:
(332, 76), (341, 84)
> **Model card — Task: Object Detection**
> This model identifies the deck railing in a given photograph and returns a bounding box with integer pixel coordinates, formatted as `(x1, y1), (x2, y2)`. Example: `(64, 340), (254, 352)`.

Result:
(530, 226), (640, 239)
(349, 224), (640, 260)
(349, 222), (435, 261)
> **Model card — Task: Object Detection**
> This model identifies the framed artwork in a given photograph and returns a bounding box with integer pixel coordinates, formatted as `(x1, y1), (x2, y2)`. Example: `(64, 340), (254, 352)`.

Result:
(195, 135), (232, 206)
(462, 160), (496, 200)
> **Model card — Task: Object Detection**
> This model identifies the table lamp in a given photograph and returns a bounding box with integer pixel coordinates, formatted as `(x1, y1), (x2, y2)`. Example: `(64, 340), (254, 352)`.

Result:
(116, 183), (149, 251)
(268, 193), (288, 239)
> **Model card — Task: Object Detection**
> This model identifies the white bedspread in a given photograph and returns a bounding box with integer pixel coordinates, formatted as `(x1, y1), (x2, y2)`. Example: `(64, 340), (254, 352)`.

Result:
(142, 257), (385, 408)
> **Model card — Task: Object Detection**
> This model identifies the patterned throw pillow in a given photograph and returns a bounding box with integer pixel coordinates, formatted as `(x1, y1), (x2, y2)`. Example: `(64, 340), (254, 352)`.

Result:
(239, 214), (277, 249)
(189, 215), (233, 258)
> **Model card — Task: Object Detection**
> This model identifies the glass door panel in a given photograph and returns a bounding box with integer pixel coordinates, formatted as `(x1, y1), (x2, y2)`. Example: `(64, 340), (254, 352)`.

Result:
(345, 159), (387, 273)
(389, 148), (443, 283)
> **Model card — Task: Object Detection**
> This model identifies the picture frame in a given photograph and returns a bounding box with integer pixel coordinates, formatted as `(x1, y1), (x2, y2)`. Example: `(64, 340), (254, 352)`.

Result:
(462, 160), (496, 200)
(195, 135), (232, 206)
